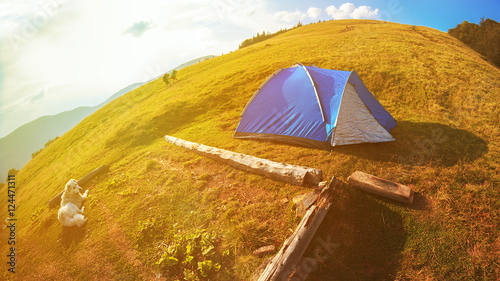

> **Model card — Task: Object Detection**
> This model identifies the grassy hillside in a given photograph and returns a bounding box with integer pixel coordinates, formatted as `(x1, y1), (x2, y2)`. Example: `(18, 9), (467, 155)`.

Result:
(0, 55), (216, 181)
(0, 83), (144, 180)
(1, 19), (499, 280)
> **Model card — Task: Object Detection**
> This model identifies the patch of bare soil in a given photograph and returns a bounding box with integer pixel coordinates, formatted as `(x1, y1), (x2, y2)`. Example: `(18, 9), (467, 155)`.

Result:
(98, 203), (162, 280)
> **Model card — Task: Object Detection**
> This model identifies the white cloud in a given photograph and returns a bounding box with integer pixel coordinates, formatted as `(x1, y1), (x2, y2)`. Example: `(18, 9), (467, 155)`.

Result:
(351, 5), (379, 19)
(307, 7), (322, 19)
(326, 2), (379, 20)
(273, 10), (307, 23)
(274, 6), (323, 23)
(326, 3), (354, 19)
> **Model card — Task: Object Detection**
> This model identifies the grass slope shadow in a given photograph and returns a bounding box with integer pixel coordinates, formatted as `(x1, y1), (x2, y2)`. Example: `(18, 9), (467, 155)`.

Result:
(333, 121), (488, 167)
(307, 186), (407, 281)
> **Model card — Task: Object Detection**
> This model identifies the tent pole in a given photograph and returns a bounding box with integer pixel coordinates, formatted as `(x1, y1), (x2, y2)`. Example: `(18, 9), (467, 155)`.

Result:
(298, 64), (325, 123)
(299, 63), (328, 141)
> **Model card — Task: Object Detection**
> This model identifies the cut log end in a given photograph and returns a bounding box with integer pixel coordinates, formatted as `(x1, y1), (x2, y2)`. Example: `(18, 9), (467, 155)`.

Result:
(303, 170), (322, 186)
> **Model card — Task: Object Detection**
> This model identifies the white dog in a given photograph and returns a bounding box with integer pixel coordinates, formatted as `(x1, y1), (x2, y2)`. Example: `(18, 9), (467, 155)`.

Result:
(58, 179), (88, 227)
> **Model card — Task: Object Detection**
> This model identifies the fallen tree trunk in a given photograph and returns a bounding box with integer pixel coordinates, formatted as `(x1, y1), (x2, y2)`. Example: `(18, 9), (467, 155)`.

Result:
(257, 177), (342, 281)
(48, 165), (109, 208)
(164, 135), (322, 186)
(348, 171), (413, 204)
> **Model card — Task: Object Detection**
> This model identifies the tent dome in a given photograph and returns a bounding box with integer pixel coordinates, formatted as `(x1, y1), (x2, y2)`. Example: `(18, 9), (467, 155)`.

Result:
(234, 63), (396, 150)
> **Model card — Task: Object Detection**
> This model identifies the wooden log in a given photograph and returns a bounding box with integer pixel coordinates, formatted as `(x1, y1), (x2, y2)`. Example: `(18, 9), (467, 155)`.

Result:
(48, 165), (109, 208)
(164, 135), (322, 186)
(257, 176), (342, 281)
(348, 171), (413, 204)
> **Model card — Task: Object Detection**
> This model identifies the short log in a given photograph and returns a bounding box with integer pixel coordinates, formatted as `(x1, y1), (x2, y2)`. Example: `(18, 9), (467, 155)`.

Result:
(348, 171), (413, 204)
(253, 245), (276, 257)
(164, 135), (322, 186)
(257, 176), (342, 281)
(48, 165), (109, 208)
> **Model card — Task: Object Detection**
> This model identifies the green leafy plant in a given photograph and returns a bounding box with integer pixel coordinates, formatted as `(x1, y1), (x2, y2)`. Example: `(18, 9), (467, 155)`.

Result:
(134, 217), (166, 247)
(156, 229), (228, 280)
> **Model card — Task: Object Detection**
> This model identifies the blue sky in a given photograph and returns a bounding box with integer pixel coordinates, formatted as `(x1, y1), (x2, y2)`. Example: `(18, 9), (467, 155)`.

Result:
(0, 0), (498, 137)
(272, 0), (500, 31)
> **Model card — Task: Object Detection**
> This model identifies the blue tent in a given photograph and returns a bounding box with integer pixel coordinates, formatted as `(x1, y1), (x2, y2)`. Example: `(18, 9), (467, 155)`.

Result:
(234, 64), (396, 151)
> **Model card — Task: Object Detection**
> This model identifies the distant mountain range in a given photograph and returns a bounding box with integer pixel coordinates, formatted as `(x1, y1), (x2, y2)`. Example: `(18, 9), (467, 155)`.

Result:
(0, 55), (216, 179)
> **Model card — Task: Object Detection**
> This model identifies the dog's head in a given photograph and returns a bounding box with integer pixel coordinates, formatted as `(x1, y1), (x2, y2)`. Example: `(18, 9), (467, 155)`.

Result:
(64, 179), (82, 195)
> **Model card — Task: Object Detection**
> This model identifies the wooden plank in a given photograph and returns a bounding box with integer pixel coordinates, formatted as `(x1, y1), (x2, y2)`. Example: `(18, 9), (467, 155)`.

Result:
(257, 176), (342, 281)
(348, 171), (413, 204)
(48, 165), (109, 208)
(164, 135), (322, 186)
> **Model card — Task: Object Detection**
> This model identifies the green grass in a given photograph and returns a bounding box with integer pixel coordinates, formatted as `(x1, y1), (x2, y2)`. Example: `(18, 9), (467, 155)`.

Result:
(1, 19), (499, 280)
